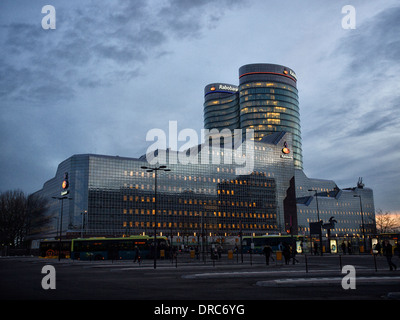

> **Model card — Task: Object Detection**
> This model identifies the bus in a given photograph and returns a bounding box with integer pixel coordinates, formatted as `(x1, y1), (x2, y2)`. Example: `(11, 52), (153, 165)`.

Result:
(71, 235), (170, 261)
(39, 240), (72, 259)
(241, 235), (304, 254)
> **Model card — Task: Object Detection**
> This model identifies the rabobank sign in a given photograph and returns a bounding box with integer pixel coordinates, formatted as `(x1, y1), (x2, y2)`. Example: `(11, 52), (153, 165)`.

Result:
(218, 84), (238, 92)
(205, 83), (239, 96)
(289, 70), (297, 81)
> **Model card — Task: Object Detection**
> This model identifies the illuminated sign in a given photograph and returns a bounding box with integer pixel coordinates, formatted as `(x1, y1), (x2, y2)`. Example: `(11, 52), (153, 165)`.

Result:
(62, 172), (69, 189)
(283, 69), (297, 81)
(218, 84), (238, 92)
(282, 141), (290, 154)
(61, 172), (69, 195)
(280, 142), (293, 159)
(206, 84), (238, 95)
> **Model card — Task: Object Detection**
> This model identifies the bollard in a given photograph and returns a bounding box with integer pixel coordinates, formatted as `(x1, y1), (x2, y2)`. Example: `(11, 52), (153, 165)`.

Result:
(276, 251), (282, 262)
(373, 253), (377, 272)
(339, 254), (342, 271)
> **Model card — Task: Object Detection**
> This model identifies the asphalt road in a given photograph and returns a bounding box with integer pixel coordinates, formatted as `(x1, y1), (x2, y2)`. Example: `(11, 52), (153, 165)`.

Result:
(1, 254), (400, 303)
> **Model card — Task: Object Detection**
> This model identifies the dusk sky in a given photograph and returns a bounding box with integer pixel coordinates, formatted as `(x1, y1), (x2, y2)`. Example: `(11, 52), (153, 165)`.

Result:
(1, 0), (399, 215)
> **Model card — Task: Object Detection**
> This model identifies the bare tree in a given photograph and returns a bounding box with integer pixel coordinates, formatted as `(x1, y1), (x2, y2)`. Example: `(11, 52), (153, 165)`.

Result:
(375, 209), (400, 234)
(0, 190), (27, 247)
(0, 190), (48, 248)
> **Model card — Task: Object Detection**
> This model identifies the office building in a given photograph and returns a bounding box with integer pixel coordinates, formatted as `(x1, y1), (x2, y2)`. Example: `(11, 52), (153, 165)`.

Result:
(29, 63), (375, 251)
(204, 63), (302, 169)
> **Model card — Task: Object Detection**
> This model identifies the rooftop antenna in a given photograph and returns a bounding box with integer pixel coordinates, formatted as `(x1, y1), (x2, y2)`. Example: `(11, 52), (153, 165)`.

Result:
(357, 177), (364, 189)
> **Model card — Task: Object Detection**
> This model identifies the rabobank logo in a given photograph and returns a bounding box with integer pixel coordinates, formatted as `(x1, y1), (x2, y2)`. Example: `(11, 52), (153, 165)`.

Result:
(219, 84), (238, 92)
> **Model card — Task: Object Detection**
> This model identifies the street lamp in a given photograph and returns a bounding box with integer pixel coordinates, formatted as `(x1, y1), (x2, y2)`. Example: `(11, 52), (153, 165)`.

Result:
(141, 165), (171, 269)
(52, 195), (72, 261)
(308, 189), (323, 256)
(81, 210), (88, 238)
(354, 194), (366, 252)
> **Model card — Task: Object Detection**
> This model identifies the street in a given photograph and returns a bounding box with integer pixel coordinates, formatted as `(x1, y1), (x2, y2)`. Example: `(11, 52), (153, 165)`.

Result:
(1, 253), (400, 302)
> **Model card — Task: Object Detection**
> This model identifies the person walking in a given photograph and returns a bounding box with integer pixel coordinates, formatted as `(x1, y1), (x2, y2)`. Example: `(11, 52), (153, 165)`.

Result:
(133, 246), (141, 263)
(383, 240), (397, 271)
(341, 242), (346, 255)
(374, 242), (382, 256)
(313, 242), (319, 255)
(347, 242), (352, 255)
(291, 245), (299, 264)
(263, 245), (273, 265)
(283, 243), (291, 265)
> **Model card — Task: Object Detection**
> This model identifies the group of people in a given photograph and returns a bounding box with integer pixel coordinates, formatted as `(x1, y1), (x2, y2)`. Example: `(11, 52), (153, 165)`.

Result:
(374, 240), (397, 271)
(340, 242), (353, 255)
(263, 242), (298, 265)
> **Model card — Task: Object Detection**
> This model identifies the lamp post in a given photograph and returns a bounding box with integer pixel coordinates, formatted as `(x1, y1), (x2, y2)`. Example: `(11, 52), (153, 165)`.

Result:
(354, 195), (366, 252)
(80, 210), (87, 238)
(52, 195), (72, 261)
(141, 165), (171, 269)
(308, 189), (323, 256)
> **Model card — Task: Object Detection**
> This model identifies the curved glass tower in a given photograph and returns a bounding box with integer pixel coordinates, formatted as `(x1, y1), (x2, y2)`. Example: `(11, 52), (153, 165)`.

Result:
(203, 83), (240, 131)
(203, 64), (303, 169)
(238, 64), (302, 169)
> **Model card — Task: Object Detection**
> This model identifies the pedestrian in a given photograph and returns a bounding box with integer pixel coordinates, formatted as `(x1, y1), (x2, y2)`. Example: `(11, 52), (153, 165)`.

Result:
(217, 246), (222, 259)
(383, 240), (397, 271)
(347, 242), (352, 255)
(291, 245), (299, 264)
(313, 242), (319, 255)
(374, 242), (381, 256)
(211, 247), (217, 260)
(133, 246), (141, 263)
(263, 245), (273, 265)
(341, 242), (346, 255)
(172, 246), (178, 260)
(283, 243), (291, 265)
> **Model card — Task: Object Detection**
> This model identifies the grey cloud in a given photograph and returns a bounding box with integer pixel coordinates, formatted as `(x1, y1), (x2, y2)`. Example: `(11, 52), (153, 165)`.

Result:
(310, 6), (400, 141)
(302, 5), (400, 211)
(158, 0), (247, 38)
(0, 0), (247, 105)
(338, 5), (400, 73)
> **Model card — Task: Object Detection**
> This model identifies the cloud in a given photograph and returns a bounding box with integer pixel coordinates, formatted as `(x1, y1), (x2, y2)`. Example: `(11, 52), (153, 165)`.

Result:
(0, 0), (248, 106)
(0, 0), (250, 193)
(301, 5), (400, 211)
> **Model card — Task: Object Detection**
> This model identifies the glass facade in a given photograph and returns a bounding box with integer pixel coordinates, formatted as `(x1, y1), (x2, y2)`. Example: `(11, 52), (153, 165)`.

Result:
(204, 83), (240, 131)
(239, 64), (302, 170)
(29, 155), (89, 239)
(30, 133), (296, 242)
(29, 62), (375, 250)
(204, 64), (303, 169)
(295, 170), (375, 237)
